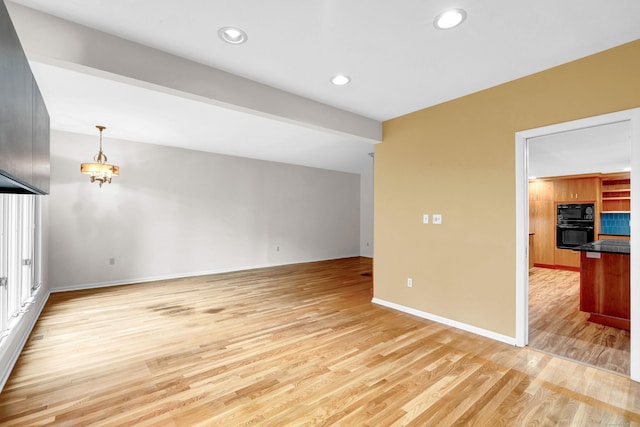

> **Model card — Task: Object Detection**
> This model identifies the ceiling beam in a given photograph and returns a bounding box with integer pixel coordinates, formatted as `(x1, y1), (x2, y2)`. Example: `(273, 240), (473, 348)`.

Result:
(6, 2), (381, 143)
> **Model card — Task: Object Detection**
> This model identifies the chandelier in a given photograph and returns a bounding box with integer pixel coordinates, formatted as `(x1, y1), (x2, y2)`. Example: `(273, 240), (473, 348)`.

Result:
(80, 125), (119, 187)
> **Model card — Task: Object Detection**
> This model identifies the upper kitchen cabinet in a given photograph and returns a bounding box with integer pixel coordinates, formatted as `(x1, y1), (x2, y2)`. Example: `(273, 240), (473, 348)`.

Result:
(601, 172), (630, 213)
(31, 80), (50, 193)
(529, 180), (553, 202)
(0, 0), (50, 194)
(553, 177), (598, 203)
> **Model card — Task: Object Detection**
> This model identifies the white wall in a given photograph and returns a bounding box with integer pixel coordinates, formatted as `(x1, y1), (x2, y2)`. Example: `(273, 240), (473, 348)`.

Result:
(48, 130), (361, 290)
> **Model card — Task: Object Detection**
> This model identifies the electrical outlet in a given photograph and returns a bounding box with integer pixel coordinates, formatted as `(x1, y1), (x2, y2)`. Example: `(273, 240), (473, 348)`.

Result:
(423, 214), (429, 224)
(433, 214), (442, 225)
(109, 257), (115, 265)
(407, 278), (413, 288)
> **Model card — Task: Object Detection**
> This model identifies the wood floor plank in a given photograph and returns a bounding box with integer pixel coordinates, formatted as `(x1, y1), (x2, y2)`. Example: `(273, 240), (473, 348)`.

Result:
(1, 257), (640, 425)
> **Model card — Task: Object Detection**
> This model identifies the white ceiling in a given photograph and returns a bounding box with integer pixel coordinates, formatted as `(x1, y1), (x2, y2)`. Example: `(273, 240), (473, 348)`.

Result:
(529, 121), (631, 178)
(7, 0), (640, 174)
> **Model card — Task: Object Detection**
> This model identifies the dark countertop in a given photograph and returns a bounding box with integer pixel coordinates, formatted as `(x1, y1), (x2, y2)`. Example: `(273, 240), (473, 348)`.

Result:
(573, 239), (630, 255)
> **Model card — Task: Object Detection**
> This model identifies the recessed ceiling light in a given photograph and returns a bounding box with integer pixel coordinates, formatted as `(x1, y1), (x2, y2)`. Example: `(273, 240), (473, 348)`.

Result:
(218, 26), (248, 44)
(330, 75), (351, 86)
(434, 8), (467, 30)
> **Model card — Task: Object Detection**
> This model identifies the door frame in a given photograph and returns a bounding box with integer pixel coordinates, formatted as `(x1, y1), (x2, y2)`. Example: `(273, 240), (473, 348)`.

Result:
(515, 108), (640, 381)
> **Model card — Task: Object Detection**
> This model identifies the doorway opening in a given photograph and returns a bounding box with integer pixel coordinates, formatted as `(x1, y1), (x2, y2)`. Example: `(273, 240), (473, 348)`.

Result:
(515, 108), (640, 382)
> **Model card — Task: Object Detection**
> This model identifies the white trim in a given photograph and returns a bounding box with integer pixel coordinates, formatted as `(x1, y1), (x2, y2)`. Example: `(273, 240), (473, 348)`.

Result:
(371, 298), (517, 346)
(515, 134), (528, 347)
(0, 289), (49, 393)
(514, 108), (640, 382)
(629, 109), (640, 382)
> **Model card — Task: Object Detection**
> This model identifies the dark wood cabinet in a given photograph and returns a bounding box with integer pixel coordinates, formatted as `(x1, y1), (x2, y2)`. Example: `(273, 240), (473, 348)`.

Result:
(0, 0), (49, 194)
(579, 251), (630, 330)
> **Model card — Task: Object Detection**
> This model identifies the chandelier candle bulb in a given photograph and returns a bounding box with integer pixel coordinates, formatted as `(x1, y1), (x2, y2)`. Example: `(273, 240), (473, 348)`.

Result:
(80, 125), (120, 187)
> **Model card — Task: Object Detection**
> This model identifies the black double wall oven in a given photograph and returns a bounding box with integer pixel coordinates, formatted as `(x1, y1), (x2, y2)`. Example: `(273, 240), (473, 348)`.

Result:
(556, 203), (595, 249)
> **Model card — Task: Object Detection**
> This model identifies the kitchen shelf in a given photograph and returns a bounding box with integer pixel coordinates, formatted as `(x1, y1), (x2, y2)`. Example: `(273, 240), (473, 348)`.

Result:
(603, 189), (631, 193)
(601, 173), (630, 213)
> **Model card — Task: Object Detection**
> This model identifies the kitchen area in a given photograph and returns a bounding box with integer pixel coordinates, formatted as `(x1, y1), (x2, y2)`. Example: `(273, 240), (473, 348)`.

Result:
(527, 121), (631, 375)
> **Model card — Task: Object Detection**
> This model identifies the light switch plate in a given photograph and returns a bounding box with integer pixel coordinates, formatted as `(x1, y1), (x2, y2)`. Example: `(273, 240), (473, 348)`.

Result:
(433, 214), (442, 224)
(423, 214), (429, 224)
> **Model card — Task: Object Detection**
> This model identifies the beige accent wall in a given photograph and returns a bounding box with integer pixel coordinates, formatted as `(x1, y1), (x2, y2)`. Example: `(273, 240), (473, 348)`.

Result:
(375, 40), (640, 337)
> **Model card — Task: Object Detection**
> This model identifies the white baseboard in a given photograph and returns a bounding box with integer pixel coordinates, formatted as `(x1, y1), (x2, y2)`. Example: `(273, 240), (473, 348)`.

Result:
(0, 289), (51, 393)
(51, 265), (274, 293)
(51, 255), (363, 293)
(371, 298), (517, 346)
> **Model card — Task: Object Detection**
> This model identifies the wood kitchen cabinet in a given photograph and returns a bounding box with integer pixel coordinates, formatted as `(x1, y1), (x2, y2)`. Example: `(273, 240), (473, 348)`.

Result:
(529, 180), (553, 224)
(554, 177), (598, 202)
(579, 249), (630, 330)
(528, 180), (555, 266)
(551, 176), (597, 270)
(528, 173), (629, 271)
(554, 247), (580, 269)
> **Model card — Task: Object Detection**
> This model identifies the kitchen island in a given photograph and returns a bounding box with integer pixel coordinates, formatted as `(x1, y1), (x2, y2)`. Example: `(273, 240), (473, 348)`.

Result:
(574, 240), (630, 330)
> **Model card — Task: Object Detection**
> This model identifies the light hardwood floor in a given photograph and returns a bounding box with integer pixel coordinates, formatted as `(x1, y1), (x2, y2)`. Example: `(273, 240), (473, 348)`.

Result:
(528, 267), (630, 375)
(1, 257), (640, 425)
